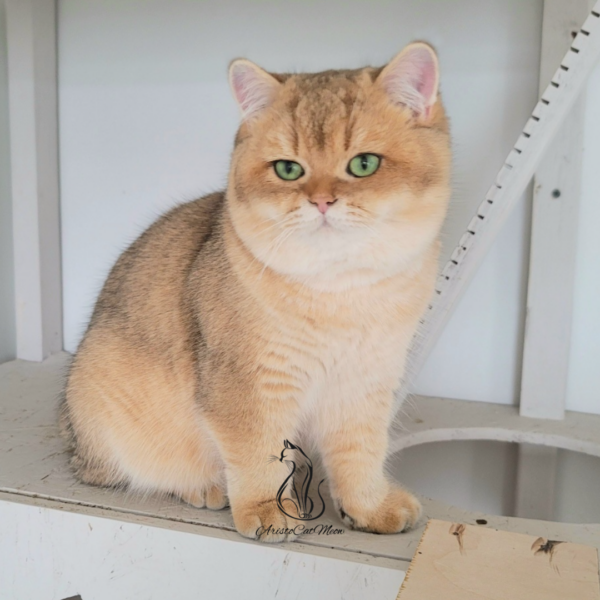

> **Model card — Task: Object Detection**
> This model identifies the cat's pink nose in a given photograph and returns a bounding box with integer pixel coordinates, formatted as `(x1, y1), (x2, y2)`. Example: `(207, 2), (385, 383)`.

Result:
(309, 195), (338, 214)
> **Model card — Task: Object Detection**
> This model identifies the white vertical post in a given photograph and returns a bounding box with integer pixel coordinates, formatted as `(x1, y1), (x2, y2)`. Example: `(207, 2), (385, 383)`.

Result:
(5, 0), (62, 361)
(520, 0), (593, 420)
(514, 443), (558, 520)
(514, 0), (593, 523)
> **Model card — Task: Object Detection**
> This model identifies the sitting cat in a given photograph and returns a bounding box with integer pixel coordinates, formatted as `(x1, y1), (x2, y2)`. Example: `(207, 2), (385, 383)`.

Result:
(60, 41), (451, 542)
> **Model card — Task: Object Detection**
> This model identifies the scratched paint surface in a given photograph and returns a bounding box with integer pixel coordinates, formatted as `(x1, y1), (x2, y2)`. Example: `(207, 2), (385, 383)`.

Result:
(0, 501), (405, 599)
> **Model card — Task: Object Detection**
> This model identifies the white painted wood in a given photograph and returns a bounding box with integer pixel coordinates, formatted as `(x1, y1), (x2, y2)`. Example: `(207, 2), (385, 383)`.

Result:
(0, 499), (405, 600)
(388, 394), (600, 542)
(407, 1), (600, 386)
(0, 2), (16, 364)
(520, 0), (594, 421)
(5, 0), (62, 362)
(514, 444), (558, 520)
(566, 61), (600, 414)
(1, 353), (600, 572)
(390, 395), (600, 463)
(392, 440), (520, 520)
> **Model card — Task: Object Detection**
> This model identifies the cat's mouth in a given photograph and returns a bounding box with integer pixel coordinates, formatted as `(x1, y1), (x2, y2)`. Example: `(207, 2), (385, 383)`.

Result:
(311, 214), (336, 232)
(296, 208), (373, 240)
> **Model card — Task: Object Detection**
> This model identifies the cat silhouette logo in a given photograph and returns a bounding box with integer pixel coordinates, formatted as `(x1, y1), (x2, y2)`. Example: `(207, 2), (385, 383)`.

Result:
(275, 440), (325, 521)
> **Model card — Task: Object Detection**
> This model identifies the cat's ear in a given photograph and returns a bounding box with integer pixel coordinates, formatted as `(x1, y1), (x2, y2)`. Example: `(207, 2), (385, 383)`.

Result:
(377, 42), (439, 120)
(229, 59), (281, 121)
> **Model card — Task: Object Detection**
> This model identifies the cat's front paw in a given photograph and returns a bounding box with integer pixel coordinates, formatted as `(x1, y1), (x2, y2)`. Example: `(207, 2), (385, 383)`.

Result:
(179, 484), (229, 510)
(233, 499), (298, 543)
(335, 486), (422, 534)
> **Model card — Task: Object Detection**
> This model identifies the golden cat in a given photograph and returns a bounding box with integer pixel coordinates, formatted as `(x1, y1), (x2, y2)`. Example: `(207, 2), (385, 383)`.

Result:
(60, 42), (451, 542)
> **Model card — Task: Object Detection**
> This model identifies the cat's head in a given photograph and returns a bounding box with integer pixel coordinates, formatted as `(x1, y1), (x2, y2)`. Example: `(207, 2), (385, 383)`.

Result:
(279, 439), (297, 463)
(227, 43), (451, 289)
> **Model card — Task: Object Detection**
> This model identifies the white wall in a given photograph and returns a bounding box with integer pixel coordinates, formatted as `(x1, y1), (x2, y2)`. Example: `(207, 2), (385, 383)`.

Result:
(58, 0), (542, 407)
(565, 63), (600, 415)
(393, 441), (600, 524)
(0, 2), (16, 365)
(393, 441), (518, 517)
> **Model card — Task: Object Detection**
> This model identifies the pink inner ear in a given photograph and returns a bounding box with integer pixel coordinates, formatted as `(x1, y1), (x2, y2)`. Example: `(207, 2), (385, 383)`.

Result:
(230, 62), (277, 119)
(413, 49), (437, 102)
(383, 45), (438, 116)
(231, 66), (257, 115)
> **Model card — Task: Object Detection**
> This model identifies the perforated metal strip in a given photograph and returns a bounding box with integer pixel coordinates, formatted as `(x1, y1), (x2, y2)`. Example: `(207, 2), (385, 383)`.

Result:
(407, 2), (600, 381)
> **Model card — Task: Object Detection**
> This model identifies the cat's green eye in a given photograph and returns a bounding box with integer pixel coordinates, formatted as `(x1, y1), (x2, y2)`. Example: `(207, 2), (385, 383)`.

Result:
(274, 160), (304, 181)
(348, 153), (380, 178)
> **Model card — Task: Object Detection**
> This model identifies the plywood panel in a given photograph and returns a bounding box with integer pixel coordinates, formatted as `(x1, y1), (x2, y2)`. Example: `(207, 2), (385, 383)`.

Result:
(398, 519), (600, 600)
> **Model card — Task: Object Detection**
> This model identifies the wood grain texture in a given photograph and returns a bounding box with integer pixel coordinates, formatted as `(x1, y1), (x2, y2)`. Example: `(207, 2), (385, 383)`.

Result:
(398, 519), (600, 600)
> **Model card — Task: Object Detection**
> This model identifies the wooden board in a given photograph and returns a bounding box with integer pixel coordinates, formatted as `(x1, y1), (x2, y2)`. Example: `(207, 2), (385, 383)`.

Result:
(398, 519), (600, 600)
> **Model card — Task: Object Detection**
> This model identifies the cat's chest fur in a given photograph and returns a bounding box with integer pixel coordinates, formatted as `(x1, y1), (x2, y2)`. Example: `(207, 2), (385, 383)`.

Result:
(255, 270), (427, 407)
(202, 216), (436, 410)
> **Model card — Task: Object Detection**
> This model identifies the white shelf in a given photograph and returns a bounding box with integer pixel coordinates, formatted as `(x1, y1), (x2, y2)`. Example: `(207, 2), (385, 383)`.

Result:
(2, 352), (599, 568)
(0, 352), (412, 569)
(390, 395), (600, 460)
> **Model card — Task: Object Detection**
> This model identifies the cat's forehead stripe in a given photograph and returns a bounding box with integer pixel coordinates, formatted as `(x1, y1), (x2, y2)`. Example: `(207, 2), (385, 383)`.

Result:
(288, 74), (361, 152)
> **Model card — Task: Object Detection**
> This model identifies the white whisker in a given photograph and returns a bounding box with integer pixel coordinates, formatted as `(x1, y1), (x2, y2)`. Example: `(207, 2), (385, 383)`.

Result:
(253, 211), (298, 237)
(258, 225), (298, 279)
(239, 212), (302, 278)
